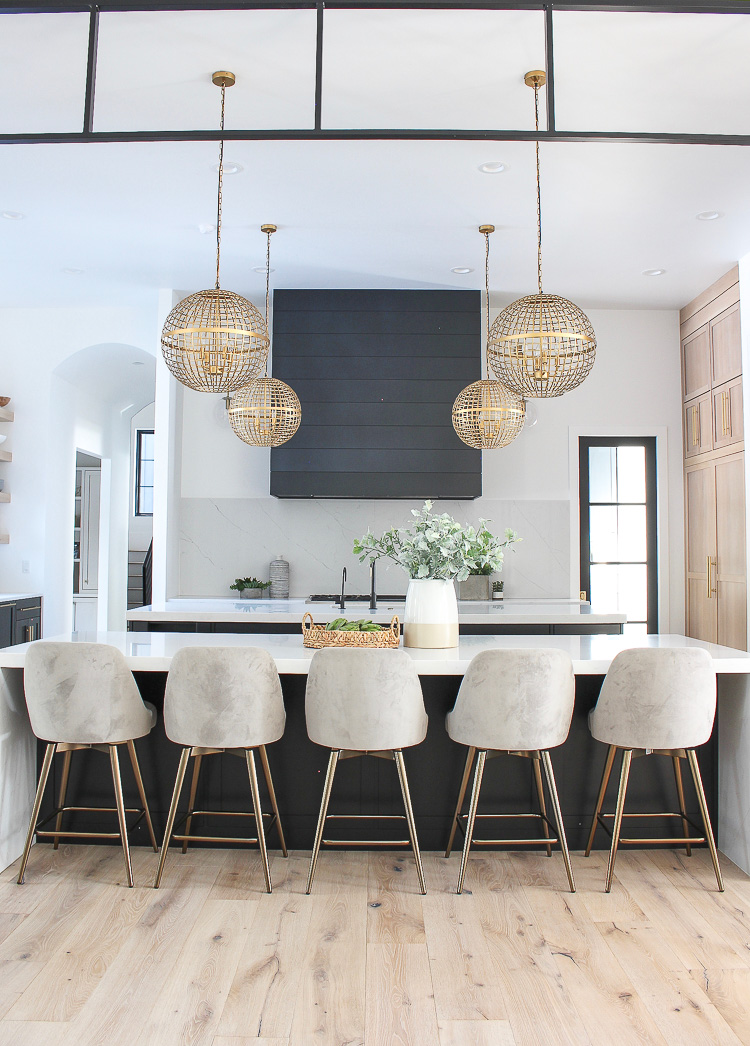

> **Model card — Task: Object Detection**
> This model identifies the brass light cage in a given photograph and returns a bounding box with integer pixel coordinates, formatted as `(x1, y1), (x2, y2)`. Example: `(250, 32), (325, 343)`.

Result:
(229, 225), (302, 448)
(452, 225), (525, 450)
(487, 70), (596, 398)
(161, 71), (270, 394)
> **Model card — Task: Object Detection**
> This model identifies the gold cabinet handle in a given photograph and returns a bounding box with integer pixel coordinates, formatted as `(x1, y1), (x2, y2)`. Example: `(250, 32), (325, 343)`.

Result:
(727, 390), (732, 436)
(692, 405), (698, 446)
(721, 391), (727, 436)
(707, 555), (711, 598)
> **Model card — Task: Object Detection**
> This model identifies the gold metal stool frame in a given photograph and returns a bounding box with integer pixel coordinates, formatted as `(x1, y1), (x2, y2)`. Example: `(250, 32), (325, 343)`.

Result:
(584, 745), (724, 893)
(306, 749), (426, 895)
(445, 746), (575, 895)
(17, 740), (158, 888)
(154, 744), (286, 893)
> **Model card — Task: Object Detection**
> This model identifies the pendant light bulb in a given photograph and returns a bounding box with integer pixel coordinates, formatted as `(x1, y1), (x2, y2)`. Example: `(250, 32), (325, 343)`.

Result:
(161, 72), (269, 394)
(452, 225), (525, 450)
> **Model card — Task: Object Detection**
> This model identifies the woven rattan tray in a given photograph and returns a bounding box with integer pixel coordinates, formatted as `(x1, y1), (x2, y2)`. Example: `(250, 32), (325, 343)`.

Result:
(302, 612), (400, 649)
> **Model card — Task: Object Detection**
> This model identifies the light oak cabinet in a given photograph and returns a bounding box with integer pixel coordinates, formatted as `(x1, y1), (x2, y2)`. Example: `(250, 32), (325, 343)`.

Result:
(681, 268), (746, 650)
(685, 454), (746, 650)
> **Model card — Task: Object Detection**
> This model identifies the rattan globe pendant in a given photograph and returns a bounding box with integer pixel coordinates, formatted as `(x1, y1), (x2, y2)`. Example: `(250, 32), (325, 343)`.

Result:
(160, 72), (269, 394)
(229, 376), (302, 447)
(228, 225), (302, 447)
(487, 71), (596, 398)
(452, 225), (525, 450)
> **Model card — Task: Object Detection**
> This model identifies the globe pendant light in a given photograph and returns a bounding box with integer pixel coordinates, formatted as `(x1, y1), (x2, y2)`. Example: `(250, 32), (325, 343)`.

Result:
(228, 225), (302, 447)
(487, 71), (596, 398)
(452, 225), (525, 450)
(161, 72), (269, 394)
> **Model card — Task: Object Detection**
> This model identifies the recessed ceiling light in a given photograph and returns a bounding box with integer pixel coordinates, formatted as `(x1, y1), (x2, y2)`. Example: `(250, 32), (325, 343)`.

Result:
(198, 223), (216, 235)
(62, 267), (84, 275)
(451, 267), (474, 274)
(696, 210), (722, 221)
(478, 162), (508, 174)
(253, 266), (275, 274)
(2, 211), (25, 220)
(642, 268), (666, 277)
(132, 361), (145, 366)
(211, 161), (243, 175)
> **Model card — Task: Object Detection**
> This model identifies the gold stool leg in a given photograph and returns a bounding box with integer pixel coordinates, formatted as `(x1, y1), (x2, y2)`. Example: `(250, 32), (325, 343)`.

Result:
(17, 743), (55, 885)
(394, 750), (427, 896)
(181, 753), (203, 854)
(247, 748), (272, 894)
(457, 749), (486, 895)
(127, 740), (158, 853)
(686, 748), (724, 892)
(53, 749), (73, 851)
(541, 750), (575, 893)
(259, 744), (287, 858)
(110, 745), (133, 888)
(672, 755), (692, 858)
(605, 749), (632, 893)
(585, 744), (617, 857)
(444, 746), (476, 858)
(306, 749), (339, 895)
(533, 754), (553, 858)
(154, 747), (190, 889)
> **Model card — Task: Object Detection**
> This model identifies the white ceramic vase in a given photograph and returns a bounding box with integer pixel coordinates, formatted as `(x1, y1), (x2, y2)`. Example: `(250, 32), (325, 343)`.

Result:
(403, 578), (459, 649)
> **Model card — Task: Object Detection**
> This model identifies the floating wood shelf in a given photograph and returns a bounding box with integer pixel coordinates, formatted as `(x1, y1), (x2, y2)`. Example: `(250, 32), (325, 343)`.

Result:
(0, 408), (14, 423)
(0, 451), (11, 462)
(0, 493), (9, 503)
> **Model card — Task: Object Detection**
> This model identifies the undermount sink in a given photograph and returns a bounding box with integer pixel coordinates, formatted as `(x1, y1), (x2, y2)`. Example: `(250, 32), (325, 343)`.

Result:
(307, 594), (406, 602)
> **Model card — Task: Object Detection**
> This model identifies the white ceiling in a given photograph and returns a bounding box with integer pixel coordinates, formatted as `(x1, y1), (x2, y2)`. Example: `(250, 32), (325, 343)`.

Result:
(1, 7), (750, 312)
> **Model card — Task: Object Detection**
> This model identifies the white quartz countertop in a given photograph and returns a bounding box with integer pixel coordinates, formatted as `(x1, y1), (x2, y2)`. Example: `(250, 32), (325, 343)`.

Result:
(3, 631), (748, 675)
(126, 597), (627, 626)
(0, 594), (42, 602)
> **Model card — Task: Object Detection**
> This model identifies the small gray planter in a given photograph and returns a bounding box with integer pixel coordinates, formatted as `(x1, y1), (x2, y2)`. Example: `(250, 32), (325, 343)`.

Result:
(239, 588), (262, 599)
(457, 575), (492, 601)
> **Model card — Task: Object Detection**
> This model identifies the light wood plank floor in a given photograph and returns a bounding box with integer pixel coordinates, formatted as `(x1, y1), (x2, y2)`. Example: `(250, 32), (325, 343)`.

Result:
(0, 844), (748, 1045)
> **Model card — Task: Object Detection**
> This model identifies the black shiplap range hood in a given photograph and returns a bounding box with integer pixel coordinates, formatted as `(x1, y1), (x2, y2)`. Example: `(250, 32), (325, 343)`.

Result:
(269, 289), (481, 499)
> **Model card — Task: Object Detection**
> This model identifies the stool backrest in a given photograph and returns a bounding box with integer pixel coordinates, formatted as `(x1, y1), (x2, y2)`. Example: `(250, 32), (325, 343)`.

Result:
(446, 648), (575, 751)
(24, 641), (153, 744)
(164, 646), (285, 749)
(305, 648), (427, 751)
(590, 647), (716, 750)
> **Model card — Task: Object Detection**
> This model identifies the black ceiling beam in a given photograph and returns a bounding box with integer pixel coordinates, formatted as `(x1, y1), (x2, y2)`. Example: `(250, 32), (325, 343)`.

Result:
(2, 1), (750, 10)
(82, 5), (99, 134)
(2, 127), (750, 145)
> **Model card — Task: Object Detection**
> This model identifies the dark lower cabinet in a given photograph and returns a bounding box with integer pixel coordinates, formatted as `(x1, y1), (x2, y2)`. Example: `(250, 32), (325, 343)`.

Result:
(0, 597), (42, 647)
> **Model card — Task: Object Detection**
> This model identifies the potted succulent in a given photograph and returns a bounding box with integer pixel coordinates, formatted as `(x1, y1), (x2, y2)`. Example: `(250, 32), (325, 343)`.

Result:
(492, 580), (504, 600)
(229, 577), (272, 599)
(354, 501), (519, 648)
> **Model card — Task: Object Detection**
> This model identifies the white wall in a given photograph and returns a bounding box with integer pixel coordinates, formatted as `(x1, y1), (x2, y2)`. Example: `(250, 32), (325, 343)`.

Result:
(174, 307), (684, 629)
(0, 305), (157, 635)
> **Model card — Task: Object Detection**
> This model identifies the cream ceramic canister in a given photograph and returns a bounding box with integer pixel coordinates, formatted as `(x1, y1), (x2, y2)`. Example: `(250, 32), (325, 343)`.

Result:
(403, 578), (459, 649)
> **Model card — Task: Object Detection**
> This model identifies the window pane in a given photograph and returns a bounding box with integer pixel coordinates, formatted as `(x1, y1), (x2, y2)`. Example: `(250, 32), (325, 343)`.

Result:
(617, 505), (647, 562)
(589, 505), (618, 562)
(591, 563), (648, 620)
(589, 446), (616, 502)
(617, 445), (646, 502)
(140, 460), (154, 486)
(139, 486), (153, 514)
(624, 622), (648, 636)
(141, 432), (155, 459)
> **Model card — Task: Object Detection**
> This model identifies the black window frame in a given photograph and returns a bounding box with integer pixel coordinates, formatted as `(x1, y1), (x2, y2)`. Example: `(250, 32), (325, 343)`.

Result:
(135, 428), (154, 518)
(579, 435), (658, 633)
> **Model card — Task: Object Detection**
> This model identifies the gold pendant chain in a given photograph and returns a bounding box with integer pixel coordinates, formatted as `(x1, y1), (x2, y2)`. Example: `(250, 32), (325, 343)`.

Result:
(534, 83), (543, 297)
(215, 83), (226, 291)
(483, 228), (491, 381)
(264, 227), (272, 377)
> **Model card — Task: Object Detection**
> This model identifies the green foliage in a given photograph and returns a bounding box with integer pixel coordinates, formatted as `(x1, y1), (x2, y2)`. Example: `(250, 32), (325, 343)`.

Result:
(353, 500), (520, 582)
(229, 577), (271, 591)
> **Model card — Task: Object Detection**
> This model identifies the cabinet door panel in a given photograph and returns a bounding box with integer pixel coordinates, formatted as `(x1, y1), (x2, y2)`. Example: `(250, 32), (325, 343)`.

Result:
(716, 455), (746, 579)
(713, 378), (743, 451)
(682, 324), (711, 400)
(0, 604), (12, 649)
(685, 463), (717, 643)
(81, 469), (100, 593)
(711, 302), (741, 387)
(684, 394), (712, 458)
(717, 578), (747, 651)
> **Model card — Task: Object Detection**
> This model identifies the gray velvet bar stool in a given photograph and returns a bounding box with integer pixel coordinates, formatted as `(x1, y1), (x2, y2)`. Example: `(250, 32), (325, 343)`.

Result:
(444, 648), (576, 894)
(18, 641), (158, 888)
(585, 646), (723, 893)
(305, 647), (428, 895)
(154, 646), (287, 893)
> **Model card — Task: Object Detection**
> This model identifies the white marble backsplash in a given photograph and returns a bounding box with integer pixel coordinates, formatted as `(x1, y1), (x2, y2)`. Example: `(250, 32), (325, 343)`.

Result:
(178, 497), (570, 600)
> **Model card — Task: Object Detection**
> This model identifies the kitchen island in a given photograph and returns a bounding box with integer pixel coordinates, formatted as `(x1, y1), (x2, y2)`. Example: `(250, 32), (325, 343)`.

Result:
(127, 597), (627, 635)
(2, 630), (749, 877)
